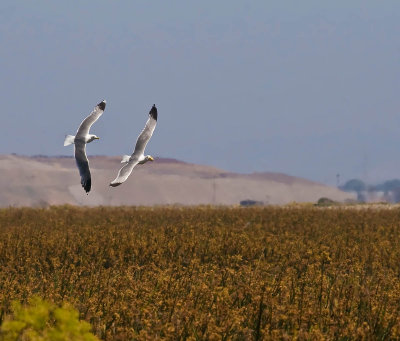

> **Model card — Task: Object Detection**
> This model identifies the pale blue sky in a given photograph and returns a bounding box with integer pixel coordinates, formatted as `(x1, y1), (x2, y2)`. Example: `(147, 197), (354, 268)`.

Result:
(1, 1), (399, 184)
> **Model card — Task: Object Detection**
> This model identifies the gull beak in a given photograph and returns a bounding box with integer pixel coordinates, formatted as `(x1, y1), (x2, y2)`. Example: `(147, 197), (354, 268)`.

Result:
(148, 156), (154, 161)
(95, 137), (100, 140)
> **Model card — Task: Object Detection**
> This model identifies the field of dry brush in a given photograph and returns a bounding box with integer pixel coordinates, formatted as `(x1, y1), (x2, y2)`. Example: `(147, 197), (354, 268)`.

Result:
(1, 206), (400, 340)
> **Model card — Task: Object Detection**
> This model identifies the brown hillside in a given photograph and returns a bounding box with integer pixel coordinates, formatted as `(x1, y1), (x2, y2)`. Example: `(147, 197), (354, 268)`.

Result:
(0, 155), (353, 206)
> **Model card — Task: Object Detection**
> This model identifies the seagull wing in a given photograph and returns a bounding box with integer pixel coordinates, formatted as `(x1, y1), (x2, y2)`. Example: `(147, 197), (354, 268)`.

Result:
(109, 157), (140, 187)
(76, 100), (106, 138)
(74, 140), (91, 193)
(132, 105), (157, 157)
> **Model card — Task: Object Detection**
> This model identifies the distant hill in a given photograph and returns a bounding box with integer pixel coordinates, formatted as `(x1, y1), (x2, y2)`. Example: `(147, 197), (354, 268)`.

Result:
(0, 155), (353, 207)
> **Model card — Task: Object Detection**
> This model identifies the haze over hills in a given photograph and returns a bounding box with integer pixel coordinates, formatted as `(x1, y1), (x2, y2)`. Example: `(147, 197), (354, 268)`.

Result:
(0, 155), (353, 207)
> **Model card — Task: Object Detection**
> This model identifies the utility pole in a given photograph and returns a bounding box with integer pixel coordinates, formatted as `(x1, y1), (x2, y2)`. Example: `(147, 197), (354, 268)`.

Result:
(363, 153), (368, 183)
(212, 178), (216, 204)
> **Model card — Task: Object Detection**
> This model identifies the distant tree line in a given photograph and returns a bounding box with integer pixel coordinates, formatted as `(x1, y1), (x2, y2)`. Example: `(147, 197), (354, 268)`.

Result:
(340, 179), (400, 203)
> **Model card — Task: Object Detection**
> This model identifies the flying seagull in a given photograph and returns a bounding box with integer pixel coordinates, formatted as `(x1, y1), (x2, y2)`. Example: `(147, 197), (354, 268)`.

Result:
(110, 104), (157, 187)
(64, 100), (106, 193)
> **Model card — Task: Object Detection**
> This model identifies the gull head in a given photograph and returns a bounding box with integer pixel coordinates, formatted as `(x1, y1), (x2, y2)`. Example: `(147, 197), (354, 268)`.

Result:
(87, 134), (100, 143)
(146, 155), (154, 162)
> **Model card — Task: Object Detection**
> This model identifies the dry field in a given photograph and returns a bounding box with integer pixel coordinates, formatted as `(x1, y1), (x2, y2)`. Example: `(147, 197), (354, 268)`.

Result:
(1, 206), (400, 339)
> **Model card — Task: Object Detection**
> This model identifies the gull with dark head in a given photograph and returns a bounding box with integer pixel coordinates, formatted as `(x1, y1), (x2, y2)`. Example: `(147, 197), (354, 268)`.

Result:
(64, 100), (106, 193)
(110, 104), (157, 187)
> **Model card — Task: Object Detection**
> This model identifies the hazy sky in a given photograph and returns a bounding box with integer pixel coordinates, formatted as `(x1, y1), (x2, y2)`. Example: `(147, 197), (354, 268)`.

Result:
(1, 1), (399, 184)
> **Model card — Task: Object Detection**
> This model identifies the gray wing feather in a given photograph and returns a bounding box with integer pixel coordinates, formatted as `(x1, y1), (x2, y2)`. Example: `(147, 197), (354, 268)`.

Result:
(74, 140), (91, 193)
(109, 158), (139, 187)
(132, 105), (157, 156)
(76, 101), (106, 138)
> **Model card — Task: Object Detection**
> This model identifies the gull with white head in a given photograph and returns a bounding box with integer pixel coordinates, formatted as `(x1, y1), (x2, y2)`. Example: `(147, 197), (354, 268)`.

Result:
(64, 100), (106, 193)
(110, 104), (157, 187)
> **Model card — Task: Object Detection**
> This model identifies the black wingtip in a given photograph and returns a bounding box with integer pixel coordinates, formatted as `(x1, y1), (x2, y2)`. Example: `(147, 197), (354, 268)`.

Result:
(149, 104), (157, 121)
(98, 100), (106, 111)
(82, 178), (91, 193)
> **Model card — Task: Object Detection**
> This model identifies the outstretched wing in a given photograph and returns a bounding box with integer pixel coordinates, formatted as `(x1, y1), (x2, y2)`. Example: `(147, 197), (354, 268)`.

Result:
(76, 100), (106, 138)
(74, 140), (91, 193)
(132, 105), (157, 156)
(109, 158), (140, 187)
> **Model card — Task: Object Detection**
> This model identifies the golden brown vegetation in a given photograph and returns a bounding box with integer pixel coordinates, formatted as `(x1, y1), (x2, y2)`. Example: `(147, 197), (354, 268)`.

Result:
(1, 206), (400, 339)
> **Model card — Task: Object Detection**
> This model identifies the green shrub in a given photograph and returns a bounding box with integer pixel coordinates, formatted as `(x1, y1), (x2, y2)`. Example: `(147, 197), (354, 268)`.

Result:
(315, 197), (338, 206)
(0, 297), (98, 341)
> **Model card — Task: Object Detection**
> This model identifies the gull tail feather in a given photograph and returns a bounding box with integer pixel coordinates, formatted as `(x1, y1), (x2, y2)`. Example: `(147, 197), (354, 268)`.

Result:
(121, 155), (131, 163)
(64, 135), (75, 146)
